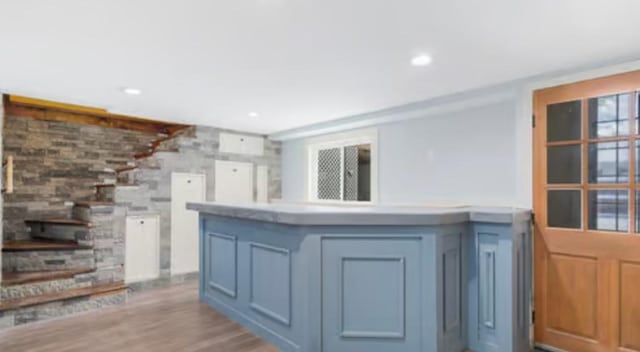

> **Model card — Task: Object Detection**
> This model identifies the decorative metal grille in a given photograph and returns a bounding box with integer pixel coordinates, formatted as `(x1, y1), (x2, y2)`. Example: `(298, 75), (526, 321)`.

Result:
(343, 146), (359, 201)
(317, 148), (341, 200)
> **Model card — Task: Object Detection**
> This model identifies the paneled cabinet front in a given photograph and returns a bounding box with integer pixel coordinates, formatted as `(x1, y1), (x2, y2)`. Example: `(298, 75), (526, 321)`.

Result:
(201, 224), (300, 351)
(321, 237), (423, 352)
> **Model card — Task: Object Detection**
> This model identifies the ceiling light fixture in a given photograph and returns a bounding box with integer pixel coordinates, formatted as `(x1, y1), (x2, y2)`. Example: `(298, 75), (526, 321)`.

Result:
(248, 112), (259, 117)
(123, 87), (142, 95)
(411, 54), (432, 67)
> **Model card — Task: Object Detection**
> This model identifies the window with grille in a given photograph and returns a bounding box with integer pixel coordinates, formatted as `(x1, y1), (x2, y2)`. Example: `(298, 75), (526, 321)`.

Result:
(307, 129), (377, 203)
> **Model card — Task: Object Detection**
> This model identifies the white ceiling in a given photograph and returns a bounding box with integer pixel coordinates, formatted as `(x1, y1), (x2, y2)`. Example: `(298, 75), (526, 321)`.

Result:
(1, 0), (640, 134)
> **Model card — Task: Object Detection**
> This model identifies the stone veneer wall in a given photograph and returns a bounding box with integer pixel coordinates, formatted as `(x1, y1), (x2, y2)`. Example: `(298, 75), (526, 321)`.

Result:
(3, 115), (158, 241)
(0, 97), (4, 285)
(114, 126), (281, 282)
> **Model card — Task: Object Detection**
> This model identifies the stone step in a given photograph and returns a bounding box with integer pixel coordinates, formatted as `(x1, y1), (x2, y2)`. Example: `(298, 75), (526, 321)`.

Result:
(0, 281), (126, 312)
(2, 268), (95, 287)
(25, 219), (93, 243)
(2, 239), (92, 252)
(94, 183), (139, 202)
(72, 202), (115, 221)
(1, 276), (87, 301)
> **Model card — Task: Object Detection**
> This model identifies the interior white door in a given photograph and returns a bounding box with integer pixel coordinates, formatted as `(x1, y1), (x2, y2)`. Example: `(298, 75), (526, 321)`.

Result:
(125, 215), (160, 283)
(214, 160), (254, 203)
(171, 173), (206, 275)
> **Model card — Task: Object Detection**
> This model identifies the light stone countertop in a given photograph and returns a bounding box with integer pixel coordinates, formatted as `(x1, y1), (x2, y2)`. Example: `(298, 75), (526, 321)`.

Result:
(186, 202), (531, 226)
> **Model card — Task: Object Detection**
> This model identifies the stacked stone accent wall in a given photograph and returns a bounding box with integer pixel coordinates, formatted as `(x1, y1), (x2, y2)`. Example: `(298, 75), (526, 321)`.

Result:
(0, 97), (4, 286)
(3, 115), (158, 241)
(115, 126), (281, 280)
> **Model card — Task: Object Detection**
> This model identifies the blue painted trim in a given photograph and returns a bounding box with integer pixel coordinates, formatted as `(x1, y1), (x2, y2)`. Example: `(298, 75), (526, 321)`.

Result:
(479, 243), (496, 329)
(338, 256), (406, 339)
(199, 214), (531, 352)
(207, 232), (237, 298)
(249, 242), (292, 326)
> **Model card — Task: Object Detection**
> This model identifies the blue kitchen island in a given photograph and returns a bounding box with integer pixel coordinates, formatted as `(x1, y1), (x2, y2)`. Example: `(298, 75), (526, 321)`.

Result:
(186, 202), (531, 352)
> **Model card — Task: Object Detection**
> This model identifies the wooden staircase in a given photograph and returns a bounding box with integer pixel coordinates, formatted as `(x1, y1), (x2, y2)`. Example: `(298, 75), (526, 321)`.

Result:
(2, 268), (96, 286)
(0, 126), (192, 328)
(3, 238), (92, 251)
(98, 127), (193, 201)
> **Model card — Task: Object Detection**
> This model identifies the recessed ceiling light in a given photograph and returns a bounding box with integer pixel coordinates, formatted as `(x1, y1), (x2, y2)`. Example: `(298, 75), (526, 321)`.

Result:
(248, 112), (259, 117)
(411, 54), (432, 67)
(123, 87), (142, 95)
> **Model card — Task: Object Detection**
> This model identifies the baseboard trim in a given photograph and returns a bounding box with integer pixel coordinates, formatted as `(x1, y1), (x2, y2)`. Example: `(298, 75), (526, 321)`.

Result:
(535, 343), (568, 352)
(127, 272), (198, 293)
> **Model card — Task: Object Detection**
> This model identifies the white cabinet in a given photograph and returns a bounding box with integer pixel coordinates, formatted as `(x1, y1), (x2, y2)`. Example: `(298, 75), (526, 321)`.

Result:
(125, 215), (160, 283)
(219, 132), (264, 156)
(215, 160), (254, 203)
(171, 173), (206, 275)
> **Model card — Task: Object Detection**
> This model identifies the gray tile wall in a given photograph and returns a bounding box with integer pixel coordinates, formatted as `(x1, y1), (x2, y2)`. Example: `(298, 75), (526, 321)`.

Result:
(114, 125), (281, 279)
(2, 115), (158, 241)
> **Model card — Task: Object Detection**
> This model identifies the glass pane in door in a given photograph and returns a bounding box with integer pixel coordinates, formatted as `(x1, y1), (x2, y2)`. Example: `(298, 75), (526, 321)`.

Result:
(547, 145), (581, 184)
(588, 141), (629, 184)
(547, 101), (582, 142)
(588, 93), (631, 138)
(588, 190), (629, 232)
(547, 190), (581, 229)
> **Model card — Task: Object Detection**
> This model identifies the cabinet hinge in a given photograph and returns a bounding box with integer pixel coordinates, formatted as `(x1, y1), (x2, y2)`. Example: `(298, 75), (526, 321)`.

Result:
(532, 310), (536, 324)
(531, 212), (535, 225)
(532, 114), (536, 128)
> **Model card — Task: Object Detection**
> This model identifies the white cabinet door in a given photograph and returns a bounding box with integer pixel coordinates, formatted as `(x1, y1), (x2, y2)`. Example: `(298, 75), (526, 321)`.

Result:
(219, 133), (264, 156)
(171, 173), (206, 275)
(215, 160), (254, 203)
(256, 165), (268, 203)
(125, 215), (160, 283)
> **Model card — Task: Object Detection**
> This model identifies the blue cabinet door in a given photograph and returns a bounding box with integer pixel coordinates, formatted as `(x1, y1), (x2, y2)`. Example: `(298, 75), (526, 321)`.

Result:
(321, 237), (423, 352)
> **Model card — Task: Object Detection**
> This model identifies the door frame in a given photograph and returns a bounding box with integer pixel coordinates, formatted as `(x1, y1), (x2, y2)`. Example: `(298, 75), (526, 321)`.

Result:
(532, 70), (640, 351)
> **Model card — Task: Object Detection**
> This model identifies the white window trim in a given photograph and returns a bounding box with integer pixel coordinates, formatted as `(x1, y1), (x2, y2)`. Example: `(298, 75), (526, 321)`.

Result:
(305, 128), (378, 204)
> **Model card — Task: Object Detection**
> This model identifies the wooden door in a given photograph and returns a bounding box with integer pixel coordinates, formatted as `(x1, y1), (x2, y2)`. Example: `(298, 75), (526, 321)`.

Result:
(534, 71), (640, 352)
(171, 173), (206, 275)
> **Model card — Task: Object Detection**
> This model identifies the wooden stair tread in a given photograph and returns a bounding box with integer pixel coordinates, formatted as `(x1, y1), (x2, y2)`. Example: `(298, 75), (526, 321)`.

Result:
(2, 268), (96, 286)
(25, 218), (92, 227)
(2, 239), (92, 252)
(0, 282), (126, 311)
(134, 151), (153, 159)
(94, 183), (138, 188)
(74, 201), (115, 207)
(115, 165), (137, 173)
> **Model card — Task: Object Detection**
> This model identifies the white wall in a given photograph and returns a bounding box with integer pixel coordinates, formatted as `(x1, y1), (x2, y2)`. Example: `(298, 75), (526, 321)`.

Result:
(281, 99), (518, 206)
(277, 59), (640, 209)
(379, 100), (516, 206)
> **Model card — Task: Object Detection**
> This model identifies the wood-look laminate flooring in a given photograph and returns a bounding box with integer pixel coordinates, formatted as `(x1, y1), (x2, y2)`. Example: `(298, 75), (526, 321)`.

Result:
(0, 281), (279, 352)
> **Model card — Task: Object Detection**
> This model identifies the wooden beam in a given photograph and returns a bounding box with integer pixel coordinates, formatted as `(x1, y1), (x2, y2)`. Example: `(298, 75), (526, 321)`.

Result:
(9, 95), (108, 115)
(4, 94), (190, 135)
